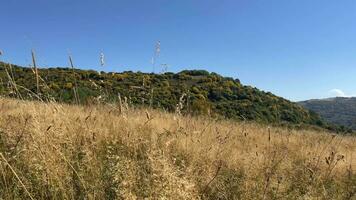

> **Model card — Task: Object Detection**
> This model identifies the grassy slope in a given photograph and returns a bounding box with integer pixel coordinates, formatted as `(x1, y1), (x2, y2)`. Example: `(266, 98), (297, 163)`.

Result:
(0, 98), (355, 199)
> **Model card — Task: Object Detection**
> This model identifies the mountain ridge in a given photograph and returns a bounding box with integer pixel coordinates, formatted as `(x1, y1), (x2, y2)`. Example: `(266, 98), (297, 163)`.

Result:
(299, 97), (356, 130)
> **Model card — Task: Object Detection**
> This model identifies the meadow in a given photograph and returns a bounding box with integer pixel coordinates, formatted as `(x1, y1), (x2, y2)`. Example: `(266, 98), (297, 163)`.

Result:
(0, 97), (354, 199)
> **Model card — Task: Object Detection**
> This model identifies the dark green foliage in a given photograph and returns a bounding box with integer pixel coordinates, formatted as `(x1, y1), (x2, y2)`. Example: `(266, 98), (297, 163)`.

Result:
(0, 62), (333, 129)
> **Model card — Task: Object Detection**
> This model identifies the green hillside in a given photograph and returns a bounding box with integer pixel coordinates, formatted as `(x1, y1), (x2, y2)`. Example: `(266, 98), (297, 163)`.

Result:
(299, 97), (356, 130)
(0, 62), (346, 132)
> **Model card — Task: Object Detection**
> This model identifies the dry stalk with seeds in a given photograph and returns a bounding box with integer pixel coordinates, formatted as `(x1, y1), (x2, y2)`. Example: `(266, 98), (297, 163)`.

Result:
(175, 93), (186, 116)
(31, 50), (40, 95)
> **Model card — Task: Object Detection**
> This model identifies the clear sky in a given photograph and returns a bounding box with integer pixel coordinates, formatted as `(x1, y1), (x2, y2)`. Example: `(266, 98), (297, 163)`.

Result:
(1, 0), (356, 101)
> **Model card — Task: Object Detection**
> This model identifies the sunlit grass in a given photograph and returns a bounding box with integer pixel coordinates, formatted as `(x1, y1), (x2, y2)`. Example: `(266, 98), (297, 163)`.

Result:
(0, 98), (355, 199)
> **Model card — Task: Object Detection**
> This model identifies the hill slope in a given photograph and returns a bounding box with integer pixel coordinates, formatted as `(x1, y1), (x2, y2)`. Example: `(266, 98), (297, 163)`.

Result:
(0, 62), (327, 129)
(299, 97), (356, 130)
(0, 98), (355, 199)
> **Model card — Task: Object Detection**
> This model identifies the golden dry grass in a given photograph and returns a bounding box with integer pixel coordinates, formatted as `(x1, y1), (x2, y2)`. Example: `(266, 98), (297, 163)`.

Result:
(0, 97), (355, 199)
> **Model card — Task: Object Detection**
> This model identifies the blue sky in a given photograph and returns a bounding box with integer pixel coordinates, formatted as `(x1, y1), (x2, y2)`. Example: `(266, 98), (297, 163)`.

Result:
(1, 0), (356, 101)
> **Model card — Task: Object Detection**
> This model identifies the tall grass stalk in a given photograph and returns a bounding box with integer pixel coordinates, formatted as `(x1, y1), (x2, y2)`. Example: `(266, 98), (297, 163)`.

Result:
(4, 63), (22, 99)
(68, 55), (79, 104)
(31, 50), (40, 95)
(0, 153), (34, 200)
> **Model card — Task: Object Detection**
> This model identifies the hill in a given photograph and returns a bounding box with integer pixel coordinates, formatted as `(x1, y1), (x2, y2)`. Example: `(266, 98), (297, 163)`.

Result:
(1, 62), (336, 131)
(299, 97), (356, 130)
(0, 98), (354, 199)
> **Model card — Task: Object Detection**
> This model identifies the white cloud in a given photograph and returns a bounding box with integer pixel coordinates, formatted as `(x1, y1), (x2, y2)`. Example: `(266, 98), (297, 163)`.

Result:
(329, 89), (347, 97)
(328, 89), (356, 97)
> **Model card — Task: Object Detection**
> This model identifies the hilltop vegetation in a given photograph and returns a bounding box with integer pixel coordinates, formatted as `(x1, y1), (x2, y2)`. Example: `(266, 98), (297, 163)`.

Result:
(0, 98), (355, 199)
(1, 62), (345, 132)
(300, 97), (356, 130)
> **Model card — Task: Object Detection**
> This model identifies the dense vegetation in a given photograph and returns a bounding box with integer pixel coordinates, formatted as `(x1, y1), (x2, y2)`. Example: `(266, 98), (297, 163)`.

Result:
(0, 62), (349, 132)
(299, 97), (356, 130)
(0, 99), (355, 199)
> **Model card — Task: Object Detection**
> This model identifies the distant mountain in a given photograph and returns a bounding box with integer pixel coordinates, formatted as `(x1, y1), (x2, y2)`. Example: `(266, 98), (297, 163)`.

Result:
(0, 62), (345, 131)
(299, 97), (356, 130)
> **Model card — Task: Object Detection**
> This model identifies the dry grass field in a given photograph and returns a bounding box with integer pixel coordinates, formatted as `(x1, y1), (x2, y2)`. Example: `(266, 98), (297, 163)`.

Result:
(0, 97), (355, 199)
